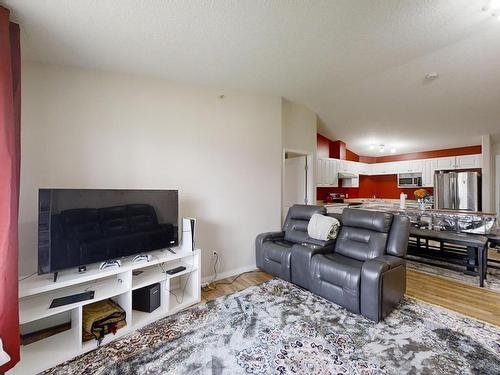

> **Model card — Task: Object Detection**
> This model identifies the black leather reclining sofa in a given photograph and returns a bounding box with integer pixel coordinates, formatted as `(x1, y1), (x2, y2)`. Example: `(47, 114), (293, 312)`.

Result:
(256, 205), (409, 322)
(50, 204), (176, 270)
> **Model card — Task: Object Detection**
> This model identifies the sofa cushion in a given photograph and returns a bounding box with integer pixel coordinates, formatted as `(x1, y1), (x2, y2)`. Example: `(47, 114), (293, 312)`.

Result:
(283, 205), (326, 244)
(341, 208), (393, 233)
(264, 240), (293, 263)
(316, 253), (362, 291)
(335, 227), (388, 261)
(311, 253), (363, 313)
(284, 219), (309, 243)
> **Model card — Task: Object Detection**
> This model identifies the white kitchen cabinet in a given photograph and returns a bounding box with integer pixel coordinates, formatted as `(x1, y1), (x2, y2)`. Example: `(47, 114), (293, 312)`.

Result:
(408, 160), (423, 173)
(435, 156), (455, 170)
(421, 159), (437, 187)
(357, 162), (370, 175)
(433, 154), (482, 171)
(391, 161), (410, 174)
(455, 154), (482, 169)
(370, 161), (403, 175)
(316, 158), (339, 187)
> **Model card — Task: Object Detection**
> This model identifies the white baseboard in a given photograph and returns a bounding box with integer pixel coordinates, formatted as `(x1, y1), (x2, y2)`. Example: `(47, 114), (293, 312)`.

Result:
(201, 264), (257, 286)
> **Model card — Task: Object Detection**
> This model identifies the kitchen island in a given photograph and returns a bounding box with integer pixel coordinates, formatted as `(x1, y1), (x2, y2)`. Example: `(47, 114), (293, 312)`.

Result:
(353, 204), (497, 287)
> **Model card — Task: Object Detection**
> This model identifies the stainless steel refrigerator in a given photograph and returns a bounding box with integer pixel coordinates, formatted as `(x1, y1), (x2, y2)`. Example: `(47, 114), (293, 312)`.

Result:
(434, 171), (481, 211)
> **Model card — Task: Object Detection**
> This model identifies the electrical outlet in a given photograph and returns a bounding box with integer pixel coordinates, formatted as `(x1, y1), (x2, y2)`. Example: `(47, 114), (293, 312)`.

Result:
(213, 251), (218, 257)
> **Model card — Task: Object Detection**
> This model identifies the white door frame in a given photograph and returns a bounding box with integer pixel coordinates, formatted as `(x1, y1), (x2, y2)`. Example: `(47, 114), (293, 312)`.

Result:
(282, 148), (314, 224)
(496, 155), (500, 223)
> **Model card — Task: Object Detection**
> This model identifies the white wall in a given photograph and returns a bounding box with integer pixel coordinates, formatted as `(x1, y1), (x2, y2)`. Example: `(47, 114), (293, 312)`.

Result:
(481, 135), (494, 212)
(281, 98), (318, 209)
(281, 98), (317, 154)
(19, 62), (283, 278)
(494, 139), (500, 220)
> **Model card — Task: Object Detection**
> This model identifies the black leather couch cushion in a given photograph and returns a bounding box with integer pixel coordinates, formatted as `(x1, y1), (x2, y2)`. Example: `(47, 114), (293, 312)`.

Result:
(386, 215), (410, 257)
(341, 208), (393, 233)
(335, 227), (388, 261)
(265, 241), (292, 263)
(283, 205), (326, 244)
(311, 253), (363, 313)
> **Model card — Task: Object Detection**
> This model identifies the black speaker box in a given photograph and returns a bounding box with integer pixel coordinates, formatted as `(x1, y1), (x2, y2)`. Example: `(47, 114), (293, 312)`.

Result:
(133, 283), (161, 313)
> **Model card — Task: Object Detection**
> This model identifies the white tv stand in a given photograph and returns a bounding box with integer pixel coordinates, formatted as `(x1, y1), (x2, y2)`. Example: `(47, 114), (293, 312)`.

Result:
(10, 248), (201, 375)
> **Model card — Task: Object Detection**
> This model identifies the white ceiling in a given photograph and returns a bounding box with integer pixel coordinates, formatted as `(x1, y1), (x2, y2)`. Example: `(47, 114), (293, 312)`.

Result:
(4, 0), (500, 156)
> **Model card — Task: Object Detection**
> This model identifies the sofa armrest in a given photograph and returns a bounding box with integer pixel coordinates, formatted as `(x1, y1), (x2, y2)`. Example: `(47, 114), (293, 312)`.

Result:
(256, 231), (285, 245)
(290, 241), (335, 289)
(360, 255), (406, 322)
(255, 231), (285, 269)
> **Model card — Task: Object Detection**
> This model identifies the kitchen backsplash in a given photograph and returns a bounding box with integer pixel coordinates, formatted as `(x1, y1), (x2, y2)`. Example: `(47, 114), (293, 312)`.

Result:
(317, 174), (434, 201)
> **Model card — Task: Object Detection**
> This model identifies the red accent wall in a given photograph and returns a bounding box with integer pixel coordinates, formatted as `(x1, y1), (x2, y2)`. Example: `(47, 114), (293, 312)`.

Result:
(359, 155), (377, 163)
(318, 175), (434, 202)
(317, 134), (359, 161)
(317, 134), (330, 159)
(345, 149), (359, 162)
(330, 140), (346, 160)
(317, 186), (361, 200)
(359, 175), (433, 199)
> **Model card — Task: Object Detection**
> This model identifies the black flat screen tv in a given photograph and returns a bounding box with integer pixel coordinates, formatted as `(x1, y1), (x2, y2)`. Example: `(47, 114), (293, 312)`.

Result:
(38, 189), (178, 275)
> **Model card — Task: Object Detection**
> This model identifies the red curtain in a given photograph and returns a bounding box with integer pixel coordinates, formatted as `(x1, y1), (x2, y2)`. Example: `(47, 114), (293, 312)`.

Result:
(0, 6), (21, 373)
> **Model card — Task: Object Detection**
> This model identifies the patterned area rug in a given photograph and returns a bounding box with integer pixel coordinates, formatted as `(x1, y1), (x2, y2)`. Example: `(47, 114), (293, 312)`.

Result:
(44, 279), (500, 375)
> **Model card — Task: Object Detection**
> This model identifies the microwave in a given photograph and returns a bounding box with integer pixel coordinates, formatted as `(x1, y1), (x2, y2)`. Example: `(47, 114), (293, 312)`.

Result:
(398, 173), (422, 188)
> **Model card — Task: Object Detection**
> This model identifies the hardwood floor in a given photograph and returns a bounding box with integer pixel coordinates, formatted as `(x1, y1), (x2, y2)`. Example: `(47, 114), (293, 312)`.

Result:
(201, 270), (273, 303)
(202, 268), (500, 327)
(406, 269), (500, 326)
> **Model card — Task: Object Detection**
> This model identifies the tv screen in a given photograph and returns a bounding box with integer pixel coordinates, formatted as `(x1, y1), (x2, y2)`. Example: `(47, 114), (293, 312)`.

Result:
(38, 189), (178, 274)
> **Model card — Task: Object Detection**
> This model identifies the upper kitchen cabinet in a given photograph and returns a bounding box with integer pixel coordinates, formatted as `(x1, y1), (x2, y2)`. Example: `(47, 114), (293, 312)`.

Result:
(434, 154), (482, 170)
(317, 158), (339, 187)
(455, 154), (482, 169)
(408, 160), (423, 173)
(421, 159), (437, 187)
(435, 156), (456, 170)
(370, 161), (407, 175)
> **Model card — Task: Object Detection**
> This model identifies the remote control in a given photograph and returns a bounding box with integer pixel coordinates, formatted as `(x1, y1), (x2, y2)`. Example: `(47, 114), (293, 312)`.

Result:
(166, 266), (186, 275)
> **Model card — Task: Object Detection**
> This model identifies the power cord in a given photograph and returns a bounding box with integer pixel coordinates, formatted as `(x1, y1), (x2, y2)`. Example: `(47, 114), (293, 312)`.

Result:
(214, 270), (254, 286)
(163, 250), (196, 305)
(201, 252), (220, 292)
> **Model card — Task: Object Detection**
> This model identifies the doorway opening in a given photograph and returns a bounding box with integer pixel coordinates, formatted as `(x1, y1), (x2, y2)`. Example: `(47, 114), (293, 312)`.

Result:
(282, 149), (314, 223)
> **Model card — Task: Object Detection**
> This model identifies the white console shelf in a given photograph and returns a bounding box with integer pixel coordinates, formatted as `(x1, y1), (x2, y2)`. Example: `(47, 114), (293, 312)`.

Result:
(10, 248), (201, 375)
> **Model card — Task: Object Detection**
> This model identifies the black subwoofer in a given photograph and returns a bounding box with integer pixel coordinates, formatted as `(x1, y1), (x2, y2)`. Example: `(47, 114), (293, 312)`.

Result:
(133, 283), (161, 313)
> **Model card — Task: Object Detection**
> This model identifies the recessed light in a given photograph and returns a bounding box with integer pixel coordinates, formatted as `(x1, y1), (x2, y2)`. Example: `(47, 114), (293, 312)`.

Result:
(369, 145), (375, 150)
(379, 145), (385, 153)
(390, 148), (396, 153)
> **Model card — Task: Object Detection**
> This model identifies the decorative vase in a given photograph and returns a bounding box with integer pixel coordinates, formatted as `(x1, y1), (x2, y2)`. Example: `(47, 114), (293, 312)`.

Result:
(418, 198), (426, 210)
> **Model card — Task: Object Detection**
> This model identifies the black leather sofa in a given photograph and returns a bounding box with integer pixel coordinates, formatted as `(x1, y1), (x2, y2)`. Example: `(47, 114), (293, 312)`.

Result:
(255, 205), (334, 282)
(256, 205), (409, 322)
(50, 204), (176, 270)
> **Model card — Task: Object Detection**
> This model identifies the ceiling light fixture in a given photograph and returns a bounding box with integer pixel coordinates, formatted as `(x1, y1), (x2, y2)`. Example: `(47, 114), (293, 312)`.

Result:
(369, 144), (375, 150)
(379, 145), (385, 153)
(390, 148), (396, 153)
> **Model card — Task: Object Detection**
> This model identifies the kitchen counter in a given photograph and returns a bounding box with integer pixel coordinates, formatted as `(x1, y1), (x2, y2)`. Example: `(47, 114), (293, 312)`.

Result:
(317, 198), (418, 207)
(317, 198), (428, 214)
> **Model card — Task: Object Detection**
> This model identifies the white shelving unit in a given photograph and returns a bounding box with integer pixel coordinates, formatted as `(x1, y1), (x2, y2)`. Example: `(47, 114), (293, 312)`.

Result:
(9, 248), (201, 375)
